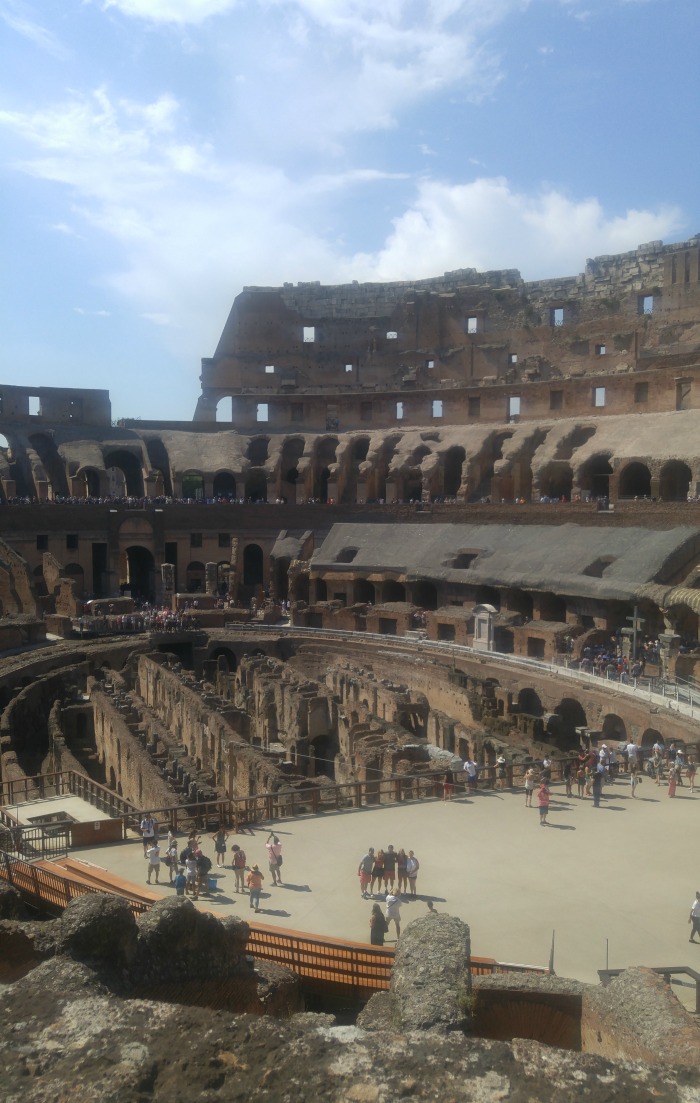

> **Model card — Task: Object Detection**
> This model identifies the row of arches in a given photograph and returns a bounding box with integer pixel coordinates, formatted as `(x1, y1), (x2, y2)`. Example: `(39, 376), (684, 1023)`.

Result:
(538, 456), (693, 502)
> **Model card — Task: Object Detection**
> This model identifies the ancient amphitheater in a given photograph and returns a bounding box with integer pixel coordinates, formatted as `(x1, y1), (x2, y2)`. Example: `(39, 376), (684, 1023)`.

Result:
(2, 238), (700, 1099)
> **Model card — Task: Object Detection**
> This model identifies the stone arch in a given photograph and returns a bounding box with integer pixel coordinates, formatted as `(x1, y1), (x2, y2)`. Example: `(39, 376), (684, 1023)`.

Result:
(443, 446), (466, 497)
(247, 437), (270, 466)
(539, 463), (573, 501)
(209, 646), (237, 672)
(659, 460), (692, 501)
(103, 449), (144, 497)
(80, 467), (102, 497)
(186, 560), (205, 592)
(641, 727), (662, 749)
(213, 471), (237, 498)
(28, 433), (69, 496)
(243, 543), (264, 587)
(618, 461), (651, 499)
(145, 439), (173, 496)
(181, 471), (204, 499)
(518, 687), (544, 715)
(216, 396), (232, 422)
(244, 470), (267, 501)
(602, 713), (626, 742)
(280, 437), (305, 502)
(313, 437), (338, 501)
(341, 436), (371, 503)
(553, 697), (587, 746)
(578, 454), (613, 500)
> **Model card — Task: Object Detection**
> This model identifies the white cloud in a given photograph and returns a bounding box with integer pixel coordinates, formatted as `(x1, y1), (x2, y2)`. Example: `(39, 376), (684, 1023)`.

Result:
(0, 1), (69, 59)
(73, 307), (111, 316)
(101, 0), (240, 24)
(346, 177), (684, 281)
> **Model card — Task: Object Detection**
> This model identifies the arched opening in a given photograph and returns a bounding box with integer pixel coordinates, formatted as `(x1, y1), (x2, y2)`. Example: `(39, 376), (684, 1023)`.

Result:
(213, 471), (236, 499)
(216, 397), (232, 423)
(245, 470), (267, 501)
(641, 727), (662, 749)
(186, 561), (205, 592)
(602, 713), (626, 742)
(411, 580), (438, 610)
(468, 431), (514, 502)
(28, 433), (69, 496)
(578, 454), (613, 500)
(618, 461), (651, 499)
(209, 647), (237, 672)
(80, 467), (101, 497)
(505, 589), (533, 620)
(243, 544), (264, 587)
(64, 563), (85, 596)
(553, 698), (587, 748)
(404, 473), (423, 502)
(341, 437), (371, 503)
(181, 471), (205, 500)
(443, 446), (466, 497)
(103, 450), (144, 497)
(123, 546), (155, 600)
(247, 437), (269, 466)
(0, 433), (9, 450)
(316, 467), (331, 502)
(314, 438), (338, 501)
(145, 439), (173, 496)
(355, 579), (375, 604)
(383, 580), (406, 602)
(280, 438), (305, 501)
(659, 460), (692, 501)
(518, 688), (544, 716)
(539, 463), (573, 501)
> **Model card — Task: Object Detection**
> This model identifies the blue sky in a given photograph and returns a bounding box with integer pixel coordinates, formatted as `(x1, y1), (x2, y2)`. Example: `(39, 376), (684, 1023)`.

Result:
(1, 0), (698, 421)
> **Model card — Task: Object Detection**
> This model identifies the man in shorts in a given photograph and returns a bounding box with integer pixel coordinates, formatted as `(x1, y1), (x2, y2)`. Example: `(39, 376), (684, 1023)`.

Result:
(358, 847), (374, 898)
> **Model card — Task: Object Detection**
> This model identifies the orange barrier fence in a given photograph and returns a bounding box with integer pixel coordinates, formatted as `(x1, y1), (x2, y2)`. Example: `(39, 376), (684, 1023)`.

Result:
(0, 851), (547, 993)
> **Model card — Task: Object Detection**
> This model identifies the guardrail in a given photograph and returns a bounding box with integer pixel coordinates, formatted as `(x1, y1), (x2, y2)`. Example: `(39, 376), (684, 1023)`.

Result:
(0, 851), (149, 916)
(599, 966), (700, 1014)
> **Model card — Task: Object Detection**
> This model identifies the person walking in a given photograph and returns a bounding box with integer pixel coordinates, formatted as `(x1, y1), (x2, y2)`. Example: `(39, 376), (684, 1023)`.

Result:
(370, 903), (389, 946)
(358, 847), (374, 899)
(145, 841), (161, 884)
(592, 765), (605, 807)
(689, 891), (700, 942)
(464, 758), (478, 793)
(630, 767), (641, 799)
(211, 826), (229, 868)
(406, 850), (420, 898)
(496, 756), (507, 790)
(266, 833), (283, 886)
(246, 864), (264, 912)
(537, 780), (550, 825)
(231, 844), (247, 893)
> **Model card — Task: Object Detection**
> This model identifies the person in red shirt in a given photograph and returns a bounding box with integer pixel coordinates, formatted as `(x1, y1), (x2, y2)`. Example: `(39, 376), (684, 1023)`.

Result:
(537, 781), (551, 826)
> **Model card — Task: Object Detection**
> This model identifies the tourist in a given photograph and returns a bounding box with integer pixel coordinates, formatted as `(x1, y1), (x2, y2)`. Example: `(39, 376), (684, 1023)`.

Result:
(246, 864), (264, 911)
(140, 812), (157, 854)
(185, 852), (199, 897)
(369, 903), (389, 946)
(385, 890), (402, 939)
(592, 765), (605, 807)
(196, 849), (213, 891)
(383, 844), (397, 893)
(396, 848), (408, 894)
(145, 841), (161, 884)
(541, 756), (552, 782)
(651, 748), (663, 785)
(626, 739), (639, 774)
(231, 843), (247, 892)
(358, 847), (375, 899)
(174, 867), (186, 896)
(537, 780), (551, 825)
(687, 755), (697, 793)
(266, 833), (283, 886)
(630, 767), (641, 798)
(689, 891), (700, 943)
(496, 756), (507, 790)
(464, 758), (478, 793)
(371, 849), (385, 896)
(406, 850), (419, 898)
(211, 825), (229, 868)
(576, 761), (586, 798)
(166, 839), (178, 883)
(442, 767), (455, 800)
(668, 762), (680, 798)
(562, 756), (573, 797)
(524, 767), (537, 807)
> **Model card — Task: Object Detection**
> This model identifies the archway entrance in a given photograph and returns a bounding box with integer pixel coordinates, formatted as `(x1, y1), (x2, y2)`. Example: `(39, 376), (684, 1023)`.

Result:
(243, 544), (264, 587)
(619, 462), (651, 499)
(659, 460), (692, 501)
(104, 450), (144, 497)
(213, 471), (236, 499)
(122, 546), (155, 601)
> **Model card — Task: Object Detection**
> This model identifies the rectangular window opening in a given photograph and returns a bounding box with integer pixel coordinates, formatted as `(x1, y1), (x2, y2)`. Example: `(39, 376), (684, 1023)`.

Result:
(386, 331), (398, 340)
(345, 364), (353, 373)
(634, 382), (649, 404)
(468, 396), (481, 418)
(191, 533), (202, 548)
(66, 534), (79, 551)
(426, 359), (435, 370)
(256, 402), (269, 422)
(28, 395), (41, 416)
(639, 294), (654, 315)
(218, 533), (230, 548)
(265, 365), (275, 374)
(432, 399), (443, 418)
(303, 326), (315, 343)
(550, 390), (563, 411)
(36, 535), (48, 551)
(508, 395), (521, 420)
(595, 344), (606, 356)
(593, 386), (606, 408)
(508, 353), (518, 365)
(467, 316), (478, 334)
(396, 401), (404, 421)
(551, 307), (564, 327)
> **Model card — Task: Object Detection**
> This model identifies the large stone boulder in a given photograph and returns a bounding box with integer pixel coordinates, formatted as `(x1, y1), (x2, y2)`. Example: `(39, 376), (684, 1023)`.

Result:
(56, 892), (138, 973)
(133, 896), (250, 986)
